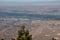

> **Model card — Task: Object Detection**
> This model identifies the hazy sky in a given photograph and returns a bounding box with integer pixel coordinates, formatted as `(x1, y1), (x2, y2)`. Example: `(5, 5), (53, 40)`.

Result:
(0, 0), (60, 2)
(0, 0), (60, 5)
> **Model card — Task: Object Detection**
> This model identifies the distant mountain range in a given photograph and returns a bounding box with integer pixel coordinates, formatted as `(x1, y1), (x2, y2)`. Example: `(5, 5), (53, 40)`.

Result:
(0, 4), (60, 20)
(0, 4), (60, 15)
(0, 12), (60, 20)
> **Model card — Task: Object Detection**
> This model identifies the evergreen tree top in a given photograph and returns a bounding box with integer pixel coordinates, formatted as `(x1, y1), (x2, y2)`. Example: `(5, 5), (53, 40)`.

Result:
(17, 25), (32, 40)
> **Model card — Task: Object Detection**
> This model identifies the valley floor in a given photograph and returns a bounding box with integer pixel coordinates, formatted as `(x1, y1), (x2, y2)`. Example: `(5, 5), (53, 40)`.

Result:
(0, 20), (60, 40)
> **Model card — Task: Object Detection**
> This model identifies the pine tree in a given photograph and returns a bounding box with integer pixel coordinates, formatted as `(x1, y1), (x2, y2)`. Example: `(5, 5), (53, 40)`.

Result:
(11, 38), (15, 40)
(1, 39), (4, 40)
(52, 37), (56, 40)
(17, 25), (32, 40)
